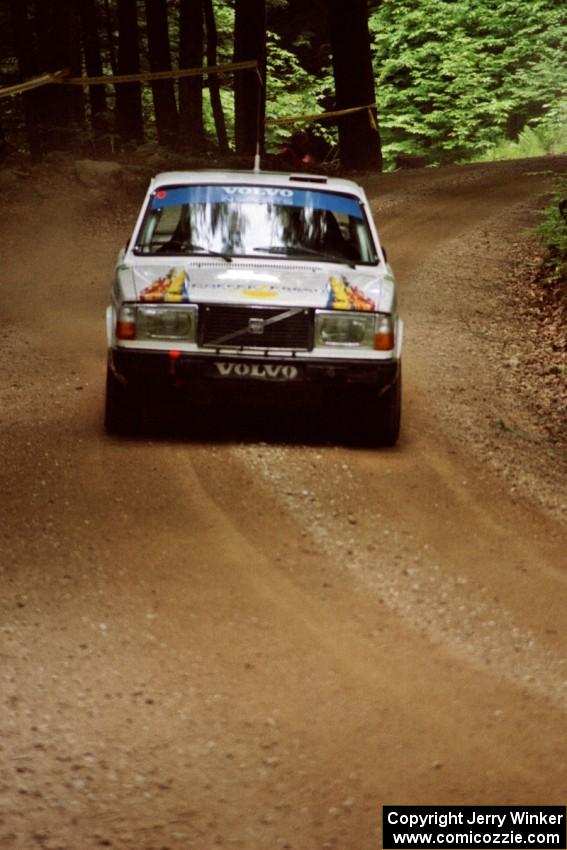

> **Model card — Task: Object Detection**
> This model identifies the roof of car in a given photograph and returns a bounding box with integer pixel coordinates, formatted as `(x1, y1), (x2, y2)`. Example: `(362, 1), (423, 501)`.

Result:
(148, 169), (367, 199)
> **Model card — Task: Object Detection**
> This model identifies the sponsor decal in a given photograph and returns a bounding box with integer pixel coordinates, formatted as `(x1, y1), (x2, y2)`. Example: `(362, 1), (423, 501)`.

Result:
(326, 274), (375, 311)
(190, 279), (315, 296)
(214, 362), (299, 381)
(223, 186), (293, 199)
(242, 285), (279, 298)
(150, 185), (363, 218)
(140, 268), (190, 302)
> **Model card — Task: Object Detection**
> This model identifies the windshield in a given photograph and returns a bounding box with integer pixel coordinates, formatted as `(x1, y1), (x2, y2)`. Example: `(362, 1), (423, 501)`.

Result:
(133, 184), (379, 265)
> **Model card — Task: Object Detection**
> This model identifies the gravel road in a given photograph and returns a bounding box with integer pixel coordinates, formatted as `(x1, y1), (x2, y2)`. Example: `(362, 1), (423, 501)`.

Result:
(1, 155), (566, 850)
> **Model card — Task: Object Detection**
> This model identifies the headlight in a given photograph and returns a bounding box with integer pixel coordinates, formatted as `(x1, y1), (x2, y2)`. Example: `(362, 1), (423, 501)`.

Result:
(315, 311), (394, 350)
(116, 305), (197, 341)
(136, 305), (196, 340)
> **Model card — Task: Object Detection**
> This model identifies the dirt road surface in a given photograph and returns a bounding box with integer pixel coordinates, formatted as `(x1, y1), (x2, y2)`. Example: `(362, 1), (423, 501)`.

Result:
(1, 156), (566, 850)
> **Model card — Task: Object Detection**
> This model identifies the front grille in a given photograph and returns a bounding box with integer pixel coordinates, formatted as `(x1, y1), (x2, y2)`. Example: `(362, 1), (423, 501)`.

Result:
(199, 305), (313, 351)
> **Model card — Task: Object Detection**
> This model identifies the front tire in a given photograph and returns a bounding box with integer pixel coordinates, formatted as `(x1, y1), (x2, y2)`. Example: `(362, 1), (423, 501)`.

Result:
(354, 365), (402, 447)
(104, 364), (143, 435)
(377, 366), (402, 447)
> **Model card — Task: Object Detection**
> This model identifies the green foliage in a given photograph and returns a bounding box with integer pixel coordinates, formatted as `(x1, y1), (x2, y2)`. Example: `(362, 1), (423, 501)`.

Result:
(264, 31), (335, 148)
(535, 178), (567, 279)
(199, 14), (335, 153)
(369, 0), (567, 169)
(200, 1), (235, 146)
(210, 0), (236, 61)
(3, 0), (566, 168)
(477, 124), (566, 163)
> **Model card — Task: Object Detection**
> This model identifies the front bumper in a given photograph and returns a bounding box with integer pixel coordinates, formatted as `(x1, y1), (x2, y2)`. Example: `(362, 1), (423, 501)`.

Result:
(110, 347), (400, 390)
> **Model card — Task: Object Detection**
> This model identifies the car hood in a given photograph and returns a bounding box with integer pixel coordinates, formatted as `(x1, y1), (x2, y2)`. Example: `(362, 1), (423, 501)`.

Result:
(119, 260), (396, 313)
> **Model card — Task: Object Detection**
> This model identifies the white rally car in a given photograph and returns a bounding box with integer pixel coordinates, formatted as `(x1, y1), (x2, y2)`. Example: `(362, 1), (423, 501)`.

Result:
(105, 169), (403, 443)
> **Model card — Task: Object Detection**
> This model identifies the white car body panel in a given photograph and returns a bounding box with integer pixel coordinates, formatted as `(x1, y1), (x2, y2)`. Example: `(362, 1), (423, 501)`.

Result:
(105, 168), (403, 443)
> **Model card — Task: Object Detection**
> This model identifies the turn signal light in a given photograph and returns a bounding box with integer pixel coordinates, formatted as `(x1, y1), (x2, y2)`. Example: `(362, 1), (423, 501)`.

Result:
(373, 315), (394, 350)
(116, 320), (136, 340)
(373, 331), (394, 350)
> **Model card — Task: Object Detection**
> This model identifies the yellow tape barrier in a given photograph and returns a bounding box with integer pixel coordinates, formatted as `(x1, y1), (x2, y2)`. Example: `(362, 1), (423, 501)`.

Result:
(266, 103), (378, 127)
(0, 61), (260, 99)
(0, 70), (69, 99)
(0, 64), (376, 132)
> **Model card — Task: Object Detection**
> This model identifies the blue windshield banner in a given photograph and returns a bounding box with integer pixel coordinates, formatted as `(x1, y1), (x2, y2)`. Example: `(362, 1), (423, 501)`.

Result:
(151, 185), (363, 218)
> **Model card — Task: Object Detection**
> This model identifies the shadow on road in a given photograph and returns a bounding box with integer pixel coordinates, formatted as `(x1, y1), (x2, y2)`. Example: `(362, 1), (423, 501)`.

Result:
(110, 386), (400, 450)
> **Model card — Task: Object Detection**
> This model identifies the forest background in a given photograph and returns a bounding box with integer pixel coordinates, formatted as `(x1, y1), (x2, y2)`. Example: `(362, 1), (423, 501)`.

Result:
(0, 0), (566, 172)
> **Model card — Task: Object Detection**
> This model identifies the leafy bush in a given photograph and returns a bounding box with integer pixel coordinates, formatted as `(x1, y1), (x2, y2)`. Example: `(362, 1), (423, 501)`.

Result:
(535, 178), (567, 280)
(264, 31), (335, 150)
(369, 0), (567, 169)
(477, 126), (561, 162)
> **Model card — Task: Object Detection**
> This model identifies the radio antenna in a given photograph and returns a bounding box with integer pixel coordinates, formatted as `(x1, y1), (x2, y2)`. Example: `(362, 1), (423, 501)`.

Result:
(253, 4), (267, 174)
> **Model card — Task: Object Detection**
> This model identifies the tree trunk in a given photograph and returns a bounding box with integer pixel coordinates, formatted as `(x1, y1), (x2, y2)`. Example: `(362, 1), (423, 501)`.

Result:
(327, 0), (382, 171)
(179, 0), (205, 151)
(116, 0), (144, 144)
(233, 0), (266, 156)
(78, 0), (107, 133)
(203, 0), (229, 154)
(103, 0), (118, 75)
(34, 0), (85, 149)
(7, 0), (43, 160)
(145, 0), (179, 148)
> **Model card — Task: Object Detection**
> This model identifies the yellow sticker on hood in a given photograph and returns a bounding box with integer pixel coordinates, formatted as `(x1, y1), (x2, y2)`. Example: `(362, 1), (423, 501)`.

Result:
(242, 286), (279, 298)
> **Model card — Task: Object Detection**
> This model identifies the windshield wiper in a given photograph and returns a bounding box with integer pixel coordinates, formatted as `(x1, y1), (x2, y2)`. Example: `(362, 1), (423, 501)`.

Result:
(151, 240), (232, 262)
(253, 245), (356, 269)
